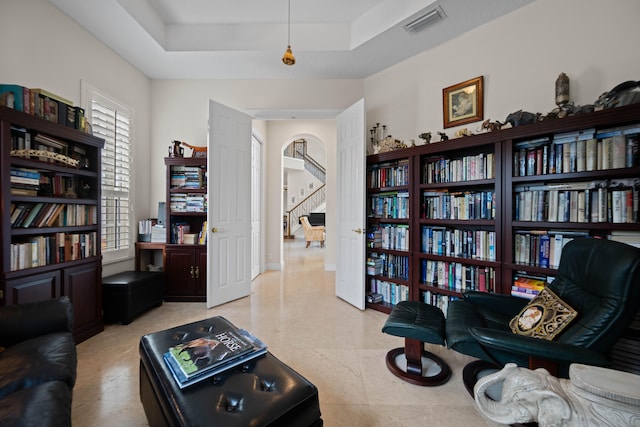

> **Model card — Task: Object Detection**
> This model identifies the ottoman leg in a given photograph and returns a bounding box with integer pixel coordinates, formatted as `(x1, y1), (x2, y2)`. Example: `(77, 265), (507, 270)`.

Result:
(385, 338), (451, 386)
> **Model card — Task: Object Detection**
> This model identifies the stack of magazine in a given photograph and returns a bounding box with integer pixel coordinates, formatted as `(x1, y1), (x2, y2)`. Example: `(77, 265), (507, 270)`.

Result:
(163, 327), (267, 389)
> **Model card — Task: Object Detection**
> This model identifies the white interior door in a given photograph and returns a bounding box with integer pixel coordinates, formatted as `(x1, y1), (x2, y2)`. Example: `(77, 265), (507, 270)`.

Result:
(207, 100), (252, 308)
(251, 135), (262, 280)
(335, 99), (366, 310)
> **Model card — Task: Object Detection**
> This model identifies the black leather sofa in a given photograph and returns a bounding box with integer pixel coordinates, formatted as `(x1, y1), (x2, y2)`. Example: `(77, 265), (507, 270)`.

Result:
(0, 297), (77, 427)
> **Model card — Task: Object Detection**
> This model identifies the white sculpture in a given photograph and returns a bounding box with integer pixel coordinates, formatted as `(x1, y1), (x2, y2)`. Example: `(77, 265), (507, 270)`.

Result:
(474, 363), (640, 426)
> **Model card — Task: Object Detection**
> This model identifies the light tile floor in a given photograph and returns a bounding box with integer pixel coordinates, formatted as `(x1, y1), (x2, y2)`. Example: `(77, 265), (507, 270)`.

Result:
(72, 238), (502, 426)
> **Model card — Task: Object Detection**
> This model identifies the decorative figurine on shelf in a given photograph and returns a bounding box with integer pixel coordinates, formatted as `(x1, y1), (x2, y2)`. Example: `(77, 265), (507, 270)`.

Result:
(438, 131), (449, 142)
(454, 128), (472, 138)
(169, 140), (184, 157)
(372, 136), (407, 154)
(180, 141), (208, 158)
(418, 132), (432, 144)
(503, 110), (541, 128)
(555, 72), (570, 107)
(480, 119), (502, 132)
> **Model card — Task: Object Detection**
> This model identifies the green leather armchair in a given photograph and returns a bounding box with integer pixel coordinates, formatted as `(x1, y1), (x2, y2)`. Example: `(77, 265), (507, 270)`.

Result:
(447, 237), (640, 378)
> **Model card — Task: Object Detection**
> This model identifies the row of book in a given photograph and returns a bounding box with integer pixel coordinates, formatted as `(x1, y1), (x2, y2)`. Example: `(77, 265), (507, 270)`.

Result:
(366, 224), (409, 251)
(368, 279), (409, 306)
(420, 260), (495, 293)
(421, 291), (460, 317)
(10, 231), (97, 271)
(513, 230), (583, 268)
(170, 193), (207, 213)
(423, 152), (495, 184)
(11, 202), (97, 229)
(513, 124), (639, 177)
(514, 178), (639, 224)
(368, 160), (409, 189)
(421, 190), (495, 220)
(1, 84), (86, 130)
(368, 191), (409, 219)
(366, 252), (409, 280)
(510, 274), (549, 300)
(163, 323), (267, 389)
(420, 226), (496, 261)
(11, 126), (89, 169)
(170, 165), (206, 189)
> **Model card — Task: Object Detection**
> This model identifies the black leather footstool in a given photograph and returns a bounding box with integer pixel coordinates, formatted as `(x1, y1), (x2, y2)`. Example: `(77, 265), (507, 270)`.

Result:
(103, 271), (164, 325)
(382, 300), (451, 386)
(139, 316), (322, 427)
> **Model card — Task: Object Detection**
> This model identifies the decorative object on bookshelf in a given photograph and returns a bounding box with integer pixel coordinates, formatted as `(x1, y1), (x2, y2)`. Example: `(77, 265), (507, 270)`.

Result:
(555, 72), (570, 107)
(480, 118), (503, 132)
(437, 131), (448, 141)
(509, 287), (577, 339)
(503, 109), (541, 128)
(180, 140), (208, 158)
(418, 132), (432, 144)
(169, 139), (184, 157)
(443, 76), (484, 128)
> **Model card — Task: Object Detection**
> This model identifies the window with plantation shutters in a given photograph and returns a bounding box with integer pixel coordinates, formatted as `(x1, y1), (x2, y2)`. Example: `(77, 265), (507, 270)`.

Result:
(86, 89), (134, 263)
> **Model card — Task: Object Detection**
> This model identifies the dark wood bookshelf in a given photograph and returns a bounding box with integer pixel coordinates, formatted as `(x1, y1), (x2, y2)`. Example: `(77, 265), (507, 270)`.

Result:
(0, 106), (104, 343)
(365, 103), (640, 314)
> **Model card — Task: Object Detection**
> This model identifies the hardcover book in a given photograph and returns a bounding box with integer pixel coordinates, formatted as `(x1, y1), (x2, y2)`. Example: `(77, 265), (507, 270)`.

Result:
(164, 328), (267, 389)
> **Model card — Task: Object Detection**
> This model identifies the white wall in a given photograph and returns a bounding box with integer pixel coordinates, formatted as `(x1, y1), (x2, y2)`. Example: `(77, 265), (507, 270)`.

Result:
(364, 0), (640, 149)
(0, 0), (151, 276)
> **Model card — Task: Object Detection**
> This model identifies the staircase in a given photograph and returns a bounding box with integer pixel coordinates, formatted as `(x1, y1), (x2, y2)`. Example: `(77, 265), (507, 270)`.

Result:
(284, 139), (326, 238)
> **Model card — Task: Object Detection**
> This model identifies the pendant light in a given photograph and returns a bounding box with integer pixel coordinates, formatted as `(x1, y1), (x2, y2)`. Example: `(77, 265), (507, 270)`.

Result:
(282, 0), (295, 65)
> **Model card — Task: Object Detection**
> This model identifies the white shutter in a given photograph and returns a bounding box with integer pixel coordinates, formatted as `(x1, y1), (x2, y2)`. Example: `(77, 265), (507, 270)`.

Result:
(88, 93), (133, 263)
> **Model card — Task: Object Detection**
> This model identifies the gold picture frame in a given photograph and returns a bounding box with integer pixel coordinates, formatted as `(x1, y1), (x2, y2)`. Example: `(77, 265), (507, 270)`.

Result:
(443, 76), (484, 129)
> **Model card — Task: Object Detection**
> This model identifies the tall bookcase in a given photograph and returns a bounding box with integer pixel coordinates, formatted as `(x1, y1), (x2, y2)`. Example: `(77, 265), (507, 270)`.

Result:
(164, 156), (208, 301)
(0, 106), (104, 343)
(365, 103), (640, 315)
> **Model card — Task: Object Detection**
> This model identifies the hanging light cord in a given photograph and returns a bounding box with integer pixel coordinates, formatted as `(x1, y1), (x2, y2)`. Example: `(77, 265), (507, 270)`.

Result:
(287, 0), (291, 46)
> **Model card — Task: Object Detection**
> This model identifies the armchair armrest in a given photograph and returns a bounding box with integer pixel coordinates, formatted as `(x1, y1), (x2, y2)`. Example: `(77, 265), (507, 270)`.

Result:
(463, 291), (529, 317)
(0, 297), (74, 348)
(469, 327), (611, 367)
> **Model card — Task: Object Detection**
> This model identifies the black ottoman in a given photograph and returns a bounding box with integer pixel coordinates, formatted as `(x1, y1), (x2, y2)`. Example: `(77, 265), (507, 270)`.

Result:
(103, 271), (164, 325)
(139, 316), (322, 427)
(382, 300), (451, 386)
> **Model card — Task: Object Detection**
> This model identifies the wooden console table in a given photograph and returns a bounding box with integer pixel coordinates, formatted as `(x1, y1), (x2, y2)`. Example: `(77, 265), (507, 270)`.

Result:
(135, 242), (167, 272)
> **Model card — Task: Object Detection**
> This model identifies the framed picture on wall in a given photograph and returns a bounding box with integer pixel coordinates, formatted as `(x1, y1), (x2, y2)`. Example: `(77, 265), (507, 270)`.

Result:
(443, 76), (484, 128)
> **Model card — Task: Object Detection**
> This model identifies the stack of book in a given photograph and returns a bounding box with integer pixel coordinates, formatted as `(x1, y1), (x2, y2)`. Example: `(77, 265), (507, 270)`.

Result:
(183, 166), (205, 189)
(163, 326), (267, 389)
(151, 224), (166, 243)
(10, 167), (40, 196)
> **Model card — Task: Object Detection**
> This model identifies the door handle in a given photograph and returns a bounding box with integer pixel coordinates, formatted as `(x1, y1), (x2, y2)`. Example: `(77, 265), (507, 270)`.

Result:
(211, 227), (219, 233)
(190, 266), (195, 279)
(195, 266), (199, 279)
(352, 228), (363, 234)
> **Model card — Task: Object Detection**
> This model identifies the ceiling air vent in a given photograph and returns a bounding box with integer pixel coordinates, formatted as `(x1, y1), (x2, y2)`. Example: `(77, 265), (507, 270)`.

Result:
(403, 6), (445, 34)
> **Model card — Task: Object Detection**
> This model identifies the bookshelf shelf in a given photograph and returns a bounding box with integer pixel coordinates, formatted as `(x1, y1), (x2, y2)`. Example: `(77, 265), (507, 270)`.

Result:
(1, 106), (104, 343)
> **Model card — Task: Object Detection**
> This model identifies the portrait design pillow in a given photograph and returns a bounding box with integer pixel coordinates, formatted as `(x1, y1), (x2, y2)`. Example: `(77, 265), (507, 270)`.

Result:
(509, 287), (577, 340)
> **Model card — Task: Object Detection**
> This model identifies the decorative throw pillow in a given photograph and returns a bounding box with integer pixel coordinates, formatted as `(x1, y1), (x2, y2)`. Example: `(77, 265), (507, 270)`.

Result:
(509, 287), (577, 340)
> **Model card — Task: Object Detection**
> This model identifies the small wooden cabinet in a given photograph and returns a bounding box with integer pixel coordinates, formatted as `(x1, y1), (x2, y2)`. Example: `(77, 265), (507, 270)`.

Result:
(165, 245), (206, 301)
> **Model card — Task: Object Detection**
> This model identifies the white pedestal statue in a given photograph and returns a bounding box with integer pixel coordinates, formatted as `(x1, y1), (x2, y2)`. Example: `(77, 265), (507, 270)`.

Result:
(474, 363), (640, 426)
